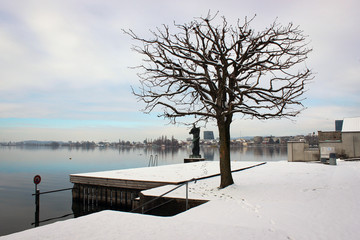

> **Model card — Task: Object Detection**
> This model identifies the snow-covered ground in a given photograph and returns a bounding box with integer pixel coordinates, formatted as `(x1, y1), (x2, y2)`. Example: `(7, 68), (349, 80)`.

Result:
(2, 160), (360, 240)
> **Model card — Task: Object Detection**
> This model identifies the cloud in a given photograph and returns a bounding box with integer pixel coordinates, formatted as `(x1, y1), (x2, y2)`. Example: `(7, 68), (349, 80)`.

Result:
(0, 0), (359, 141)
(1, 0), (137, 91)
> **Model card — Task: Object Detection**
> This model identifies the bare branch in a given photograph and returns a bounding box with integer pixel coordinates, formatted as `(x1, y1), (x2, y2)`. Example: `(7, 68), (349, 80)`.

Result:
(124, 14), (313, 125)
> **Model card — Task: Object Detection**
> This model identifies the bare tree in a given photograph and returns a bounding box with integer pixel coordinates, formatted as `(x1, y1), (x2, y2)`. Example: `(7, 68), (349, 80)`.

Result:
(125, 14), (313, 188)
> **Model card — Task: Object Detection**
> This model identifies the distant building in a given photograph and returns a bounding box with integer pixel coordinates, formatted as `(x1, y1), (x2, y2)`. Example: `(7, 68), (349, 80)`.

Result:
(253, 136), (263, 144)
(203, 131), (214, 140)
(319, 117), (360, 158)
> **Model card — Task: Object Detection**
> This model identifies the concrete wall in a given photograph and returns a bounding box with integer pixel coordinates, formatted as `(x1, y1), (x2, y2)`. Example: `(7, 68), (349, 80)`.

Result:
(288, 142), (319, 162)
(319, 132), (360, 158)
(318, 142), (342, 157)
(288, 141), (305, 162)
(342, 132), (360, 157)
(305, 149), (320, 161)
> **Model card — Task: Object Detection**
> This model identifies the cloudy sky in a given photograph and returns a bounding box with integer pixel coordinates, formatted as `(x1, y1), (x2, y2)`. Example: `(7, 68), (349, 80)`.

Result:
(0, 0), (359, 142)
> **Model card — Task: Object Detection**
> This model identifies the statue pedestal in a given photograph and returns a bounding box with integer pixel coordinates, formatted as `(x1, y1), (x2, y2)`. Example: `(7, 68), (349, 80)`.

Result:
(184, 155), (205, 163)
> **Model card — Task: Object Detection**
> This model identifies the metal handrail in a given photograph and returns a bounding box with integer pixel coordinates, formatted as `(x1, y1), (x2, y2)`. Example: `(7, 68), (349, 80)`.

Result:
(31, 187), (72, 196)
(32, 187), (73, 227)
(177, 161), (267, 184)
(131, 181), (191, 214)
(141, 198), (176, 214)
(131, 162), (267, 214)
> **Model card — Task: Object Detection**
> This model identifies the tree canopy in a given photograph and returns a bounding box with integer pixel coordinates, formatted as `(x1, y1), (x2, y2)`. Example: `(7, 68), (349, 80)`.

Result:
(125, 14), (313, 188)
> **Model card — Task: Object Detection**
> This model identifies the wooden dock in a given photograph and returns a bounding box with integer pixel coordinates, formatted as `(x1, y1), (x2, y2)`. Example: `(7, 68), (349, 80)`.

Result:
(70, 162), (214, 214)
(69, 161), (265, 216)
(70, 175), (183, 215)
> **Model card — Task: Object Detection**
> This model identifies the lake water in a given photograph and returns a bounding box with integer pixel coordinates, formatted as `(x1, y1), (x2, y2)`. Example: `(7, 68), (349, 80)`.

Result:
(0, 145), (287, 236)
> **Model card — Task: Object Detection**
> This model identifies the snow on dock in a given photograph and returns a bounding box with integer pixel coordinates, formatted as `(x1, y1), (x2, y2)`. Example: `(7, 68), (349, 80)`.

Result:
(70, 161), (248, 188)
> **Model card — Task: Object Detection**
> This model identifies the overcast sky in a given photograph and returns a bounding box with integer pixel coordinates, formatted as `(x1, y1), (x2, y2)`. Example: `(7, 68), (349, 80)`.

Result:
(0, 0), (359, 142)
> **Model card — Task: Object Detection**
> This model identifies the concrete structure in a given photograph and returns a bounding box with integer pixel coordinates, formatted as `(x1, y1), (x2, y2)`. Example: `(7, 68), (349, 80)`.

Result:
(287, 141), (319, 162)
(318, 117), (360, 159)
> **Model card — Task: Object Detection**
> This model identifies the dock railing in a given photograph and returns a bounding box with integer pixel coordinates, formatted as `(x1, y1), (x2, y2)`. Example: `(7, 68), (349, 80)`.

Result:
(32, 187), (73, 227)
(131, 181), (192, 214)
(132, 162), (267, 214)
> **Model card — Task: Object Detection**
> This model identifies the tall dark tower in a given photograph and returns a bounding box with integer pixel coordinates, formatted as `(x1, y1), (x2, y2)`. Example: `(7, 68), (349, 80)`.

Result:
(335, 120), (343, 132)
(203, 131), (214, 140)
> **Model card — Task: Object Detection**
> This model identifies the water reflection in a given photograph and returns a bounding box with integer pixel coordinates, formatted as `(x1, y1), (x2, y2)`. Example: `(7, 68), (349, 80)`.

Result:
(202, 146), (216, 160)
(209, 145), (286, 162)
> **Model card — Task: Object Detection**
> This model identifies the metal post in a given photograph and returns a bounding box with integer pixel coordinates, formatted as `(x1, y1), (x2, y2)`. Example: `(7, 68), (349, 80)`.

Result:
(185, 182), (189, 210)
(35, 185), (40, 227)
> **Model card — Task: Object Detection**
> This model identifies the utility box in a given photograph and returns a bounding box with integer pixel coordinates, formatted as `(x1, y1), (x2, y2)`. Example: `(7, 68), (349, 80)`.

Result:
(329, 153), (337, 165)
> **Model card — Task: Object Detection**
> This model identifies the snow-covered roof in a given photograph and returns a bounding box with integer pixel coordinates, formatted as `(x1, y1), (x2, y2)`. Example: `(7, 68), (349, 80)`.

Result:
(342, 117), (360, 132)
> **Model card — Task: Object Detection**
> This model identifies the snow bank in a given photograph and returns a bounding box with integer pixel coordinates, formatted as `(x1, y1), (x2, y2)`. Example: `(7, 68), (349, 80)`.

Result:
(177, 160), (360, 240)
(2, 160), (360, 240)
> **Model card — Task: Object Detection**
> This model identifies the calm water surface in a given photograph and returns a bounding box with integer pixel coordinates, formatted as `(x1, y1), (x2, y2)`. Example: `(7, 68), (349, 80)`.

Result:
(0, 145), (287, 236)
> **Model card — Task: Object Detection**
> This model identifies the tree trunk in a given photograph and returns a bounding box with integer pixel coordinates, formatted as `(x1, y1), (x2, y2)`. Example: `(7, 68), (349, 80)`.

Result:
(218, 118), (234, 188)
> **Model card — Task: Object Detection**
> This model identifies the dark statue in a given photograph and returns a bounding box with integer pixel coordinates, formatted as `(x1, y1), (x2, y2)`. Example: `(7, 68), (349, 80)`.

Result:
(189, 125), (201, 158)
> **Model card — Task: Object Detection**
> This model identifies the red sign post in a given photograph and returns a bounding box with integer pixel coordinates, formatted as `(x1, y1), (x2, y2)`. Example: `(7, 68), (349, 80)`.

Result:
(33, 175), (41, 185)
(33, 175), (41, 227)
